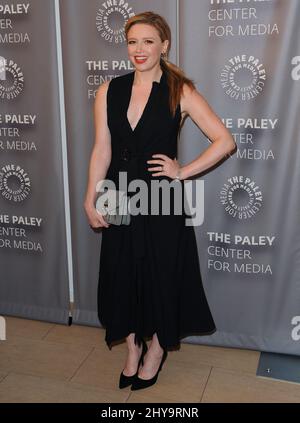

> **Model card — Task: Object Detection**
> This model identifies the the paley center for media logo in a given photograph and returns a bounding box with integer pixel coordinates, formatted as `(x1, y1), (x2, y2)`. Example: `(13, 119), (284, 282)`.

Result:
(0, 56), (24, 100)
(96, 0), (135, 44)
(220, 54), (266, 101)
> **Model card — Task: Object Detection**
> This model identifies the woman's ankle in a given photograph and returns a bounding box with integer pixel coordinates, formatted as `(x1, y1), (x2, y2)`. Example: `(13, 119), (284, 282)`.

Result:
(149, 333), (164, 355)
(126, 333), (143, 353)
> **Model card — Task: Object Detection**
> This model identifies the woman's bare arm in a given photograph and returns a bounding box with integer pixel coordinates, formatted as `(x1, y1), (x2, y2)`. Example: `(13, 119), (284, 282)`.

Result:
(179, 84), (236, 179)
(84, 81), (112, 227)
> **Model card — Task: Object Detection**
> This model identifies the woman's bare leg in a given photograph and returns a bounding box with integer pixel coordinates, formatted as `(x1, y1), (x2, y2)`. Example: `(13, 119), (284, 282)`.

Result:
(137, 332), (164, 379)
(122, 333), (144, 376)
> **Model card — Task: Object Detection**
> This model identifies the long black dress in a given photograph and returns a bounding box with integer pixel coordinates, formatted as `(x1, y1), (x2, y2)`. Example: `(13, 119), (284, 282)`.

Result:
(97, 67), (216, 350)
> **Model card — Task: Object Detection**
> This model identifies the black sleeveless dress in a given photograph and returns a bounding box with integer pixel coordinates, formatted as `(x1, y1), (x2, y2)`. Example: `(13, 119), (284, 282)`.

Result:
(97, 68), (216, 350)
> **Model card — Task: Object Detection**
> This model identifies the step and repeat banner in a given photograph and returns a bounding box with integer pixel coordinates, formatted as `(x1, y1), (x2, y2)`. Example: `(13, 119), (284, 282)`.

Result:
(1, 0), (299, 355)
(0, 0), (70, 323)
(179, 0), (300, 355)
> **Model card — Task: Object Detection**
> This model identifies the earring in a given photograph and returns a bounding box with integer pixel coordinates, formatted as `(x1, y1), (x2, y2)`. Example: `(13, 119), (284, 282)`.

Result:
(161, 51), (168, 60)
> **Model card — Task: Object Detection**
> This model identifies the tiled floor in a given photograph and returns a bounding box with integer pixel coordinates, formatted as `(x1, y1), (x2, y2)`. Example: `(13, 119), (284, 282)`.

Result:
(0, 316), (300, 403)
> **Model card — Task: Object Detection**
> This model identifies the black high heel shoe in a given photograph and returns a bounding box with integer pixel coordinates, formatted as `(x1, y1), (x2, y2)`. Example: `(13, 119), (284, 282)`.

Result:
(119, 339), (148, 389)
(131, 349), (168, 391)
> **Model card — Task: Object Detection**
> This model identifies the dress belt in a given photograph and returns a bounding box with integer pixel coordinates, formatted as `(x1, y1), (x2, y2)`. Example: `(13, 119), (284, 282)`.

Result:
(119, 147), (154, 162)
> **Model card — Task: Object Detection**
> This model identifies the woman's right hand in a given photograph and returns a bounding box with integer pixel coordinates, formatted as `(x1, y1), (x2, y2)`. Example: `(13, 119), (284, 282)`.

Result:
(84, 203), (110, 229)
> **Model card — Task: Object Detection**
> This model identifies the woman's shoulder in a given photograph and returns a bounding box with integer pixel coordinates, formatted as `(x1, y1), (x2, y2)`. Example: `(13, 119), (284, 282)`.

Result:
(115, 70), (134, 80)
(181, 80), (197, 98)
(96, 71), (133, 94)
(95, 80), (110, 104)
(99, 72), (134, 98)
(109, 71), (134, 88)
(179, 81), (198, 116)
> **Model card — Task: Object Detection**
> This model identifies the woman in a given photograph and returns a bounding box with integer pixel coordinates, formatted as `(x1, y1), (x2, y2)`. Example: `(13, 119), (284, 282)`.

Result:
(84, 11), (236, 391)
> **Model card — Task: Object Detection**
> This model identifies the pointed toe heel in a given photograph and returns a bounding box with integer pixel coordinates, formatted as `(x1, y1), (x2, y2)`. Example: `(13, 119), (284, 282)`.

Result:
(119, 372), (136, 389)
(119, 339), (148, 389)
(131, 349), (168, 391)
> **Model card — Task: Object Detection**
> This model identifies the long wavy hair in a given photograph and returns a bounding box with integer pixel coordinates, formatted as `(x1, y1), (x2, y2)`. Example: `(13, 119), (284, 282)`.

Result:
(124, 11), (196, 129)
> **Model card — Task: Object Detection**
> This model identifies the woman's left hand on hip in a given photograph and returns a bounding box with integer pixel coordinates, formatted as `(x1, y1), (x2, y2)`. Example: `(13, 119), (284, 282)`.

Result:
(147, 154), (180, 179)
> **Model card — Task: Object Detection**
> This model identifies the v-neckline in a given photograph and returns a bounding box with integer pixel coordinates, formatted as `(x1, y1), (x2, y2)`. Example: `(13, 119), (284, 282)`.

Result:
(126, 69), (164, 134)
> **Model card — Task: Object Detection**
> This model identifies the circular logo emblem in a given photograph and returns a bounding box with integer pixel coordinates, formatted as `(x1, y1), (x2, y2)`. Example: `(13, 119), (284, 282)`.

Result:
(0, 164), (31, 202)
(96, 2), (135, 43)
(220, 55), (266, 101)
(220, 176), (263, 219)
(0, 57), (24, 100)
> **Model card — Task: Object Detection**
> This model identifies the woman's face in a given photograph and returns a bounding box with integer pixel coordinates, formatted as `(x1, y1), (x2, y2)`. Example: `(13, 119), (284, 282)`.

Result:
(127, 23), (168, 70)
